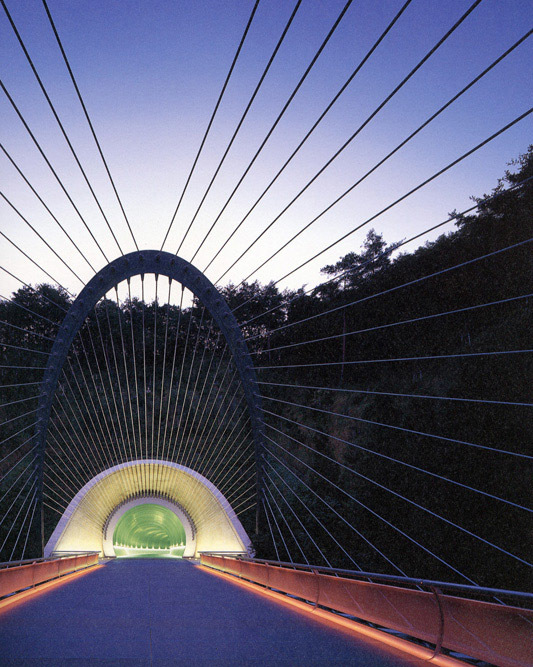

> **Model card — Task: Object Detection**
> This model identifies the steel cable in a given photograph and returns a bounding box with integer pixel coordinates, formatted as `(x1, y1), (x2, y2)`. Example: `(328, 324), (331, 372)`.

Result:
(264, 428), (532, 567)
(0, 80), (109, 262)
(1, 144), (96, 274)
(160, 0), (261, 251)
(191, 0), (355, 264)
(2, 0), (123, 255)
(232, 175), (532, 331)
(237, 108), (532, 289)
(216, 0), (483, 284)
(42, 0), (138, 251)
(205, 0), (414, 275)
(265, 437), (474, 582)
(262, 401), (531, 460)
(176, 0), (303, 255)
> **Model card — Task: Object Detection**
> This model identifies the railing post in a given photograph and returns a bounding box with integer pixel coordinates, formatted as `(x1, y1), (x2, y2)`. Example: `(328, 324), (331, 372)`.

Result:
(429, 586), (445, 661)
(312, 568), (320, 608)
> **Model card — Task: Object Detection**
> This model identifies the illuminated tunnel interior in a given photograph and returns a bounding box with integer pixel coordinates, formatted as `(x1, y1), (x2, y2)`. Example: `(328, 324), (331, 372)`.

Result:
(113, 504), (187, 558)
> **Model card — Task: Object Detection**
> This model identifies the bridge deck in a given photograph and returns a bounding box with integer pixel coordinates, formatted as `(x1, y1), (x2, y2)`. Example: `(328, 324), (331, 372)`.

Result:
(0, 559), (424, 665)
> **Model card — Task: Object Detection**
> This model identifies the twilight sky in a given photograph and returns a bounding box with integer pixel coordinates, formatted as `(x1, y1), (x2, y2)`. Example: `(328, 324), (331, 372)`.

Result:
(1, 0), (532, 303)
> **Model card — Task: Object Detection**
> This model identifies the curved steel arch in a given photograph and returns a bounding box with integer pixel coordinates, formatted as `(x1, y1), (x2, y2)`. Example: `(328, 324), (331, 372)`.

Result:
(34, 250), (264, 552)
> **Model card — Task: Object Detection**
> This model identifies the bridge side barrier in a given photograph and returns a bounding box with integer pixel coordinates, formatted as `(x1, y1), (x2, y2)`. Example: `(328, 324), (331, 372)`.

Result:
(440, 595), (533, 666)
(269, 566), (319, 604)
(59, 556), (76, 576)
(0, 563), (35, 598)
(0, 552), (99, 599)
(33, 559), (60, 586)
(200, 554), (533, 667)
(317, 573), (440, 644)
(239, 559), (265, 584)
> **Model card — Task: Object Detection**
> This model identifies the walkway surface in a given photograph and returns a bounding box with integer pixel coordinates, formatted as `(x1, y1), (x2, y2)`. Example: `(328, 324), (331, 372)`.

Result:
(0, 559), (424, 665)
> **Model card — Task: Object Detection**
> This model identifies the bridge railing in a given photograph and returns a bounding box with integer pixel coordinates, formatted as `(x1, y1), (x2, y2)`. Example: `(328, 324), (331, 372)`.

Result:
(0, 551), (99, 600)
(200, 553), (533, 667)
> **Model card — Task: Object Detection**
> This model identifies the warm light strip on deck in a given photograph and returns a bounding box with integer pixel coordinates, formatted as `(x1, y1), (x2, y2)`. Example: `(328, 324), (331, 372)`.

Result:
(199, 564), (463, 666)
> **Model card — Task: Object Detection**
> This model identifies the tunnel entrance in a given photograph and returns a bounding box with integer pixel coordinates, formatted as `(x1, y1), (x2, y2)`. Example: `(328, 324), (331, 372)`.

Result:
(112, 503), (186, 558)
(45, 460), (252, 558)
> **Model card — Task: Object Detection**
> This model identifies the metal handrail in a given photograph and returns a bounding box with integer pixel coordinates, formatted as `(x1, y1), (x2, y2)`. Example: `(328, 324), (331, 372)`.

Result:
(200, 552), (533, 604)
(198, 551), (247, 555)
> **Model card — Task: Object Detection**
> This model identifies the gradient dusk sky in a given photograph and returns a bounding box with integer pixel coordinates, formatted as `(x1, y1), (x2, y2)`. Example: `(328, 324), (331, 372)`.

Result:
(1, 0), (532, 302)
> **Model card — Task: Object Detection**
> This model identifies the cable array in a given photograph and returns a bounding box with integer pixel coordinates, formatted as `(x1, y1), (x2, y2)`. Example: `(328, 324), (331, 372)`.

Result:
(39, 279), (257, 542)
(0, 0), (530, 597)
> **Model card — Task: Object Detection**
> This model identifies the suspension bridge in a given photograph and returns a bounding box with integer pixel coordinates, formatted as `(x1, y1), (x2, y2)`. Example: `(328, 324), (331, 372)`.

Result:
(0, 0), (532, 665)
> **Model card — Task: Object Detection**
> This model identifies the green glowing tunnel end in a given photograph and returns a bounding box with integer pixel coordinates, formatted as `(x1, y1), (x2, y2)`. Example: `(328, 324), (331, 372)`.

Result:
(113, 504), (186, 558)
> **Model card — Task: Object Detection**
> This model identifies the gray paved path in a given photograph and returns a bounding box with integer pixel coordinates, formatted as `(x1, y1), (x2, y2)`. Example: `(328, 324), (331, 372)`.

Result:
(0, 559), (423, 666)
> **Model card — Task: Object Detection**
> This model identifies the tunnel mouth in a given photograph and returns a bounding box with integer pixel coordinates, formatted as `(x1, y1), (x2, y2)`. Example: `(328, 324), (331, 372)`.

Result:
(112, 503), (186, 558)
